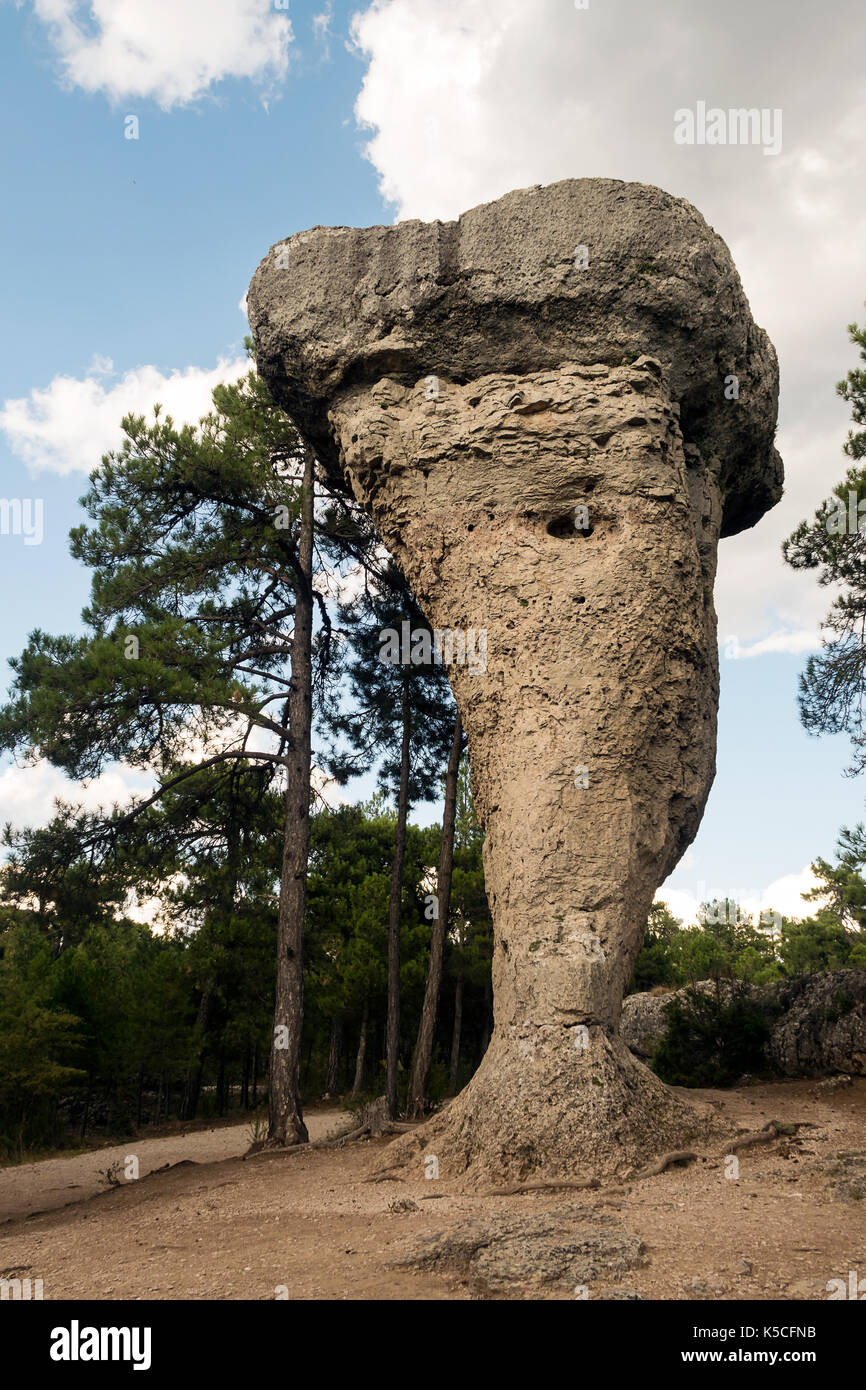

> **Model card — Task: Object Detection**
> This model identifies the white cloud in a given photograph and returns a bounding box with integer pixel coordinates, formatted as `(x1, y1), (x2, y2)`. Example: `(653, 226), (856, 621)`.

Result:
(312, 1), (334, 57)
(26, 0), (293, 108)
(349, 0), (866, 652)
(747, 867), (829, 923)
(657, 887), (703, 928)
(0, 355), (248, 475)
(0, 757), (154, 835)
(658, 864), (827, 927)
(720, 629), (820, 660)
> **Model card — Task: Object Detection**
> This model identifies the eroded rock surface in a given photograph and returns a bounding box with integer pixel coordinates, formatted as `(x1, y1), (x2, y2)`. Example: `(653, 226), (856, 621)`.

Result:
(622, 971), (866, 1077)
(250, 178), (782, 1181)
(827, 1151), (866, 1202)
(251, 179), (781, 536)
(388, 1204), (645, 1297)
(770, 971), (866, 1077)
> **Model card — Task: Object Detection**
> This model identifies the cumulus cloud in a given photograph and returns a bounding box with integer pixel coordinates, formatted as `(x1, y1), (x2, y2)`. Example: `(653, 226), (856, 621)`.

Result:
(25, 0), (293, 108)
(0, 757), (154, 836)
(0, 355), (248, 475)
(349, 0), (866, 647)
(659, 864), (827, 928)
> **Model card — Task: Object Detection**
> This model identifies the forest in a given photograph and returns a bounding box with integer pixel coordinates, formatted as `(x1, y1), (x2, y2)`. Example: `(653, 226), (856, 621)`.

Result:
(2, 316), (866, 1163)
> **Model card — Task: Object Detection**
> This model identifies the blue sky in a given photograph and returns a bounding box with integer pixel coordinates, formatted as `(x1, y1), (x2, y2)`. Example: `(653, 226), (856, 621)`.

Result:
(0, 0), (382, 656)
(1, 0), (865, 924)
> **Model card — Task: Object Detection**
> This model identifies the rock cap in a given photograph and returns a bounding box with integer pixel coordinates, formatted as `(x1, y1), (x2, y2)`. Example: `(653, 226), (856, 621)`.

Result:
(249, 177), (782, 536)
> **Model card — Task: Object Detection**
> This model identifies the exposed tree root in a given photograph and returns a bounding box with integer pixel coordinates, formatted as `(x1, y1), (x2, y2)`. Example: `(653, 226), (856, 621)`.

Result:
(246, 1094), (423, 1162)
(248, 1114), (798, 1200)
(457, 1121), (799, 1197)
(630, 1149), (698, 1179)
(245, 1123), (368, 1160)
(721, 1120), (788, 1154)
(475, 1177), (601, 1197)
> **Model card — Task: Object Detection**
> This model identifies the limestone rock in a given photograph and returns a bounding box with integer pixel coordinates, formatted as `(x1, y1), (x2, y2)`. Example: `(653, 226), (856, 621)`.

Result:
(387, 1197), (420, 1213)
(250, 178), (782, 537)
(250, 178), (782, 1181)
(620, 988), (677, 1057)
(621, 978), (739, 1058)
(388, 1204), (645, 1295)
(623, 970), (866, 1078)
(826, 1151), (866, 1202)
(768, 971), (866, 1077)
(813, 1074), (853, 1093)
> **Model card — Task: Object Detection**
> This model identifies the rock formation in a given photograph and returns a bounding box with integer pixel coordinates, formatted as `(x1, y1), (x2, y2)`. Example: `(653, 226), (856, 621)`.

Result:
(622, 970), (866, 1079)
(249, 177), (783, 1182)
(389, 1205), (646, 1298)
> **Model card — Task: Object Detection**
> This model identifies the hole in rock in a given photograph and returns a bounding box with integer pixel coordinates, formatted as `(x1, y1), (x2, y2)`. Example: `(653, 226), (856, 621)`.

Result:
(547, 515), (594, 539)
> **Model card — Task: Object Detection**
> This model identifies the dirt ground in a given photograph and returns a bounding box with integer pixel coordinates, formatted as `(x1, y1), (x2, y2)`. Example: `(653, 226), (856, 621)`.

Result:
(1, 1080), (864, 1301)
(0, 1109), (346, 1225)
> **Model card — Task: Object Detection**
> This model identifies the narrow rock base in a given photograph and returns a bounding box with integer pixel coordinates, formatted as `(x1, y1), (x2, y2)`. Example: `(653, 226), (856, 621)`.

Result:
(382, 1032), (722, 1186)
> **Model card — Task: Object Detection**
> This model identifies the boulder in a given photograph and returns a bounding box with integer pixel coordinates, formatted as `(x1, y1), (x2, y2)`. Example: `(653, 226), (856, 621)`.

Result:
(388, 1204), (645, 1296)
(622, 970), (866, 1077)
(769, 970), (866, 1077)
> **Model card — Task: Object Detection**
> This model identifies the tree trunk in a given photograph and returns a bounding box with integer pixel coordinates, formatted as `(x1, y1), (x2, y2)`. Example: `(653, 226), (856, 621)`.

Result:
(447, 976), (463, 1097)
(217, 1049), (226, 1117)
(326, 1016), (343, 1094)
(385, 671), (412, 1120)
(268, 448), (315, 1147)
(406, 711), (463, 1118)
(350, 1004), (368, 1099)
(80, 1076), (92, 1140)
(182, 982), (216, 1121)
(241, 1047), (250, 1112)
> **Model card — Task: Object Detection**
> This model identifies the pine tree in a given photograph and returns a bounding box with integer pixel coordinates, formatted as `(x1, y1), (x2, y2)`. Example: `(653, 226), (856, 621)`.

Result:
(324, 565), (456, 1117)
(406, 713), (464, 1119)
(0, 364), (373, 1146)
(783, 312), (866, 771)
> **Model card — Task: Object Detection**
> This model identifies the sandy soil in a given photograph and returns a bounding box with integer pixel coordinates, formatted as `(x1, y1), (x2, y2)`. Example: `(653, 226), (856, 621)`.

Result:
(1, 1080), (864, 1301)
(0, 1109), (346, 1224)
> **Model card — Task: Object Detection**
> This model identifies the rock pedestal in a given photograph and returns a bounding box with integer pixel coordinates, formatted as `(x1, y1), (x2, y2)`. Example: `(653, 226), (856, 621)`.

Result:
(249, 178), (782, 1181)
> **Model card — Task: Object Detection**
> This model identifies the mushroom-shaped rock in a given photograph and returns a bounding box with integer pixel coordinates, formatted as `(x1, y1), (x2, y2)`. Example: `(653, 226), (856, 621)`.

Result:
(249, 177), (783, 1183)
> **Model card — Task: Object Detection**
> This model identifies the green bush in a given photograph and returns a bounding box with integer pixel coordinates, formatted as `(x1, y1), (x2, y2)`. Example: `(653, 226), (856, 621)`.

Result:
(651, 986), (776, 1088)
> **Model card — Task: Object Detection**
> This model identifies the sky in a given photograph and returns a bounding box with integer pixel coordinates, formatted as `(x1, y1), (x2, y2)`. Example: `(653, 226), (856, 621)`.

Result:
(0, 0), (865, 926)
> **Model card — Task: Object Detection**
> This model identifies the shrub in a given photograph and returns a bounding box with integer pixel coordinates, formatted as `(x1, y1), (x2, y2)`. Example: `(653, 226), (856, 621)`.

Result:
(651, 985), (775, 1088)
